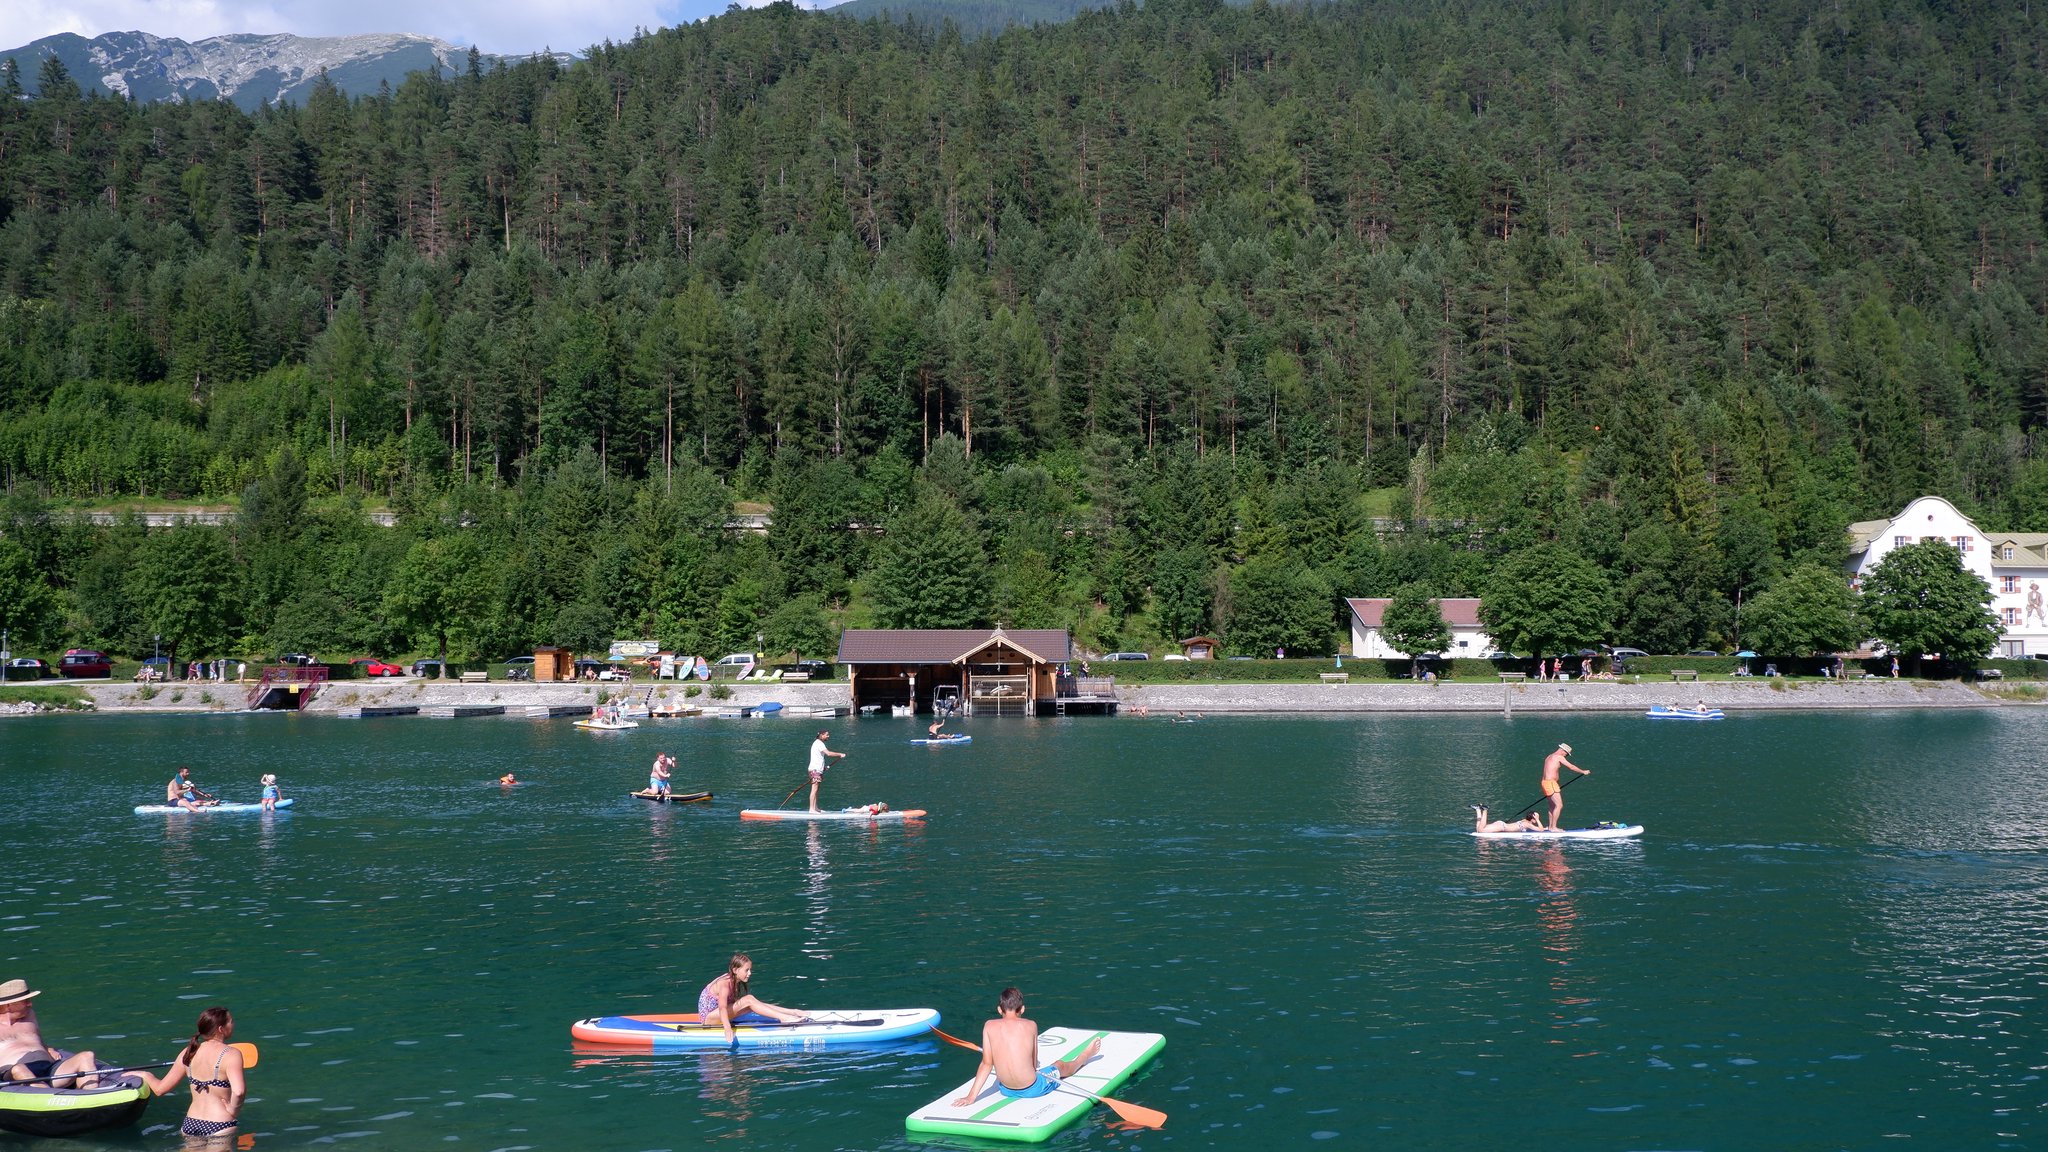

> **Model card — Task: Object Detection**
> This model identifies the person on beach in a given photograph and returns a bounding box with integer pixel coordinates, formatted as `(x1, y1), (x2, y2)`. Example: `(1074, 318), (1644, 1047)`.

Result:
(1539, 743), (1590, 831)
(138, 1006), (245, 1141)
(1471, 806), (1545, 834)
(259, 774), (283, 812)
(698, 953), (808, 1044)
(0, 980), (102, 1090)
(952, 987), (1102, 1104)
(807, 730), (845, 813)
(650, 753), (672, 797)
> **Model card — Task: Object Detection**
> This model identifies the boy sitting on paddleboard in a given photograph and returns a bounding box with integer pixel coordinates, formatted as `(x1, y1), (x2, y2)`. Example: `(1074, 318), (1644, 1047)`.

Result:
(953, 987), (1101, 1103)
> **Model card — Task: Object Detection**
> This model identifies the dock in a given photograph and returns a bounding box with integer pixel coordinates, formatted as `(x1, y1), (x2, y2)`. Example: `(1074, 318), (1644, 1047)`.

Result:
(421, 705), (507, 718)
(521, 704), (594, 719)
(333, 705), (422, 719)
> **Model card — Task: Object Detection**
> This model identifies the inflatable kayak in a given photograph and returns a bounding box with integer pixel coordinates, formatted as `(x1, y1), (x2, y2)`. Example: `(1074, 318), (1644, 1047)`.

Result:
(907, 1028), (1165, 1143)
(1473, 822), (1643, 840)
(630, 789), (712, 804)
(0, 1074), (152, 1138)
(571, 1008), (938, 1049)
(740, 806), (926, 821)
(134, 798), (293, 815)
(910, 735), (971, 745)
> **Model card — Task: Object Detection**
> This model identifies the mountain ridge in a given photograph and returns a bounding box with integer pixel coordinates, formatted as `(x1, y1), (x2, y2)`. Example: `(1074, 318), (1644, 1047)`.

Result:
(0, 30), (565, 110)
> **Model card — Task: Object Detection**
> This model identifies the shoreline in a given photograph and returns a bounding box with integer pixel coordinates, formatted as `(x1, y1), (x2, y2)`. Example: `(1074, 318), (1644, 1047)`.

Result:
(5, 675), (2012, 715)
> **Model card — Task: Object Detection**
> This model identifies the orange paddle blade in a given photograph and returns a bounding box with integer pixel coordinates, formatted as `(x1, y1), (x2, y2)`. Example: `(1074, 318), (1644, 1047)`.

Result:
(231, 1042), (258, 1068)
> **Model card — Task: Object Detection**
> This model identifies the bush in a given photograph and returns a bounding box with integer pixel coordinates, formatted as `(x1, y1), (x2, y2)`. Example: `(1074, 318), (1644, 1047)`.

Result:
(709, 683), (732, 700)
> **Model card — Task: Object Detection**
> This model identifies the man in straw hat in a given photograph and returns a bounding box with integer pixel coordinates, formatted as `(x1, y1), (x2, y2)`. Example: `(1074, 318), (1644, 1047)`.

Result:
(0, 980), (101, 1089)
(1539, 743), (1590, 832)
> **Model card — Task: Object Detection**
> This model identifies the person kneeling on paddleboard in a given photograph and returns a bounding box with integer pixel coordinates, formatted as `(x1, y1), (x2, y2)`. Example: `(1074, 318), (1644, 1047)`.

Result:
(953, 987), (1102, 1104)
(1540, 743), (1589, 831)
(699, 953), (808, 1044)
(1471, 806), (1543, 834)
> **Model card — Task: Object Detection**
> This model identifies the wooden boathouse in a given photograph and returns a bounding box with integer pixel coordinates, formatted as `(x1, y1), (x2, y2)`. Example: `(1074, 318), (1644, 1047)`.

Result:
(837, 627), (1118, 716)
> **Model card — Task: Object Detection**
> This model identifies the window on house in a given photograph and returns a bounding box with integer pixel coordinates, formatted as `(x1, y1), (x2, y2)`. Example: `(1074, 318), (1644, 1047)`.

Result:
(2005, 546), (2017, 560)
(2003, 576), (2019, 594)
(2004, 607), (2021, 625)
(1954, 536), (1972, 552)
(1923, 536), (1941, 544)
(1895, 536), (1910, 548)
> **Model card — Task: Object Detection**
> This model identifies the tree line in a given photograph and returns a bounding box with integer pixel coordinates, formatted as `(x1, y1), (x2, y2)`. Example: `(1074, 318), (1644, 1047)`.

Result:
(2, 0), (2046, 664)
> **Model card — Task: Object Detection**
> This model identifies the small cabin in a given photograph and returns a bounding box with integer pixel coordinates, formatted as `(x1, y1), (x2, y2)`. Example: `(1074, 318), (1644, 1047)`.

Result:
(837, 627), (1115, 716)
(533, 646), (577, 682)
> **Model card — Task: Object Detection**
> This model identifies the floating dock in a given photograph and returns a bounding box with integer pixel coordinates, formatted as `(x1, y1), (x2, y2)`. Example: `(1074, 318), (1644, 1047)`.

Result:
(420, 705), (507, 718)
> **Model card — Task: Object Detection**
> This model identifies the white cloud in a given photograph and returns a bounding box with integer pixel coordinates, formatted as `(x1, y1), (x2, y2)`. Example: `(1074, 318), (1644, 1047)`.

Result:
(2, 0), (759, 56)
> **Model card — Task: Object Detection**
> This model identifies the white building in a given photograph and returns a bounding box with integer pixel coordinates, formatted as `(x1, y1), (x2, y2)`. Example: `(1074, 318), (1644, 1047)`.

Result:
(1845, 495), (2046, 657)
(1346, 597), (1496, 660)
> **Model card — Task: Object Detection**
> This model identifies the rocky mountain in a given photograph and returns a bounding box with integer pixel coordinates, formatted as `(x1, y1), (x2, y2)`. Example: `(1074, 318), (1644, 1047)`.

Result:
(0, 31), (558, 110)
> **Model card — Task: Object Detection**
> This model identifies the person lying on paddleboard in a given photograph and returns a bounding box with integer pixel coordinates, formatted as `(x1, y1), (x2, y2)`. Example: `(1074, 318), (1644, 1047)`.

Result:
(0, 979), (102, 1090)
(139, 1006), (245, 1140)
(699, 953), (808, 1043)
(1471, 806), (1544, 833)
(954, 987), (1101, 1104)
(1539, 743), (1589, 831)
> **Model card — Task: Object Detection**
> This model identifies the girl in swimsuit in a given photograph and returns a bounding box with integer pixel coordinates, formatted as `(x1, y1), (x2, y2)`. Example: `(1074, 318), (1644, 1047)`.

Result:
(697, 953), (807, 1044)
(139, 1006), (244, 1141)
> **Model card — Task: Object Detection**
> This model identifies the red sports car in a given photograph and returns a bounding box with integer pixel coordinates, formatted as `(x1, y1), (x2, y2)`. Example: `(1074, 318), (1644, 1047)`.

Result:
(351, 658), (405, 677)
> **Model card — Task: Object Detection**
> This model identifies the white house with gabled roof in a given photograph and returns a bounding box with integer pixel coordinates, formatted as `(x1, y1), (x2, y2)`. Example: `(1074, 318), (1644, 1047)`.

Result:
(1346, 597), (1495, 659)
(1845, 495), (2048, 657)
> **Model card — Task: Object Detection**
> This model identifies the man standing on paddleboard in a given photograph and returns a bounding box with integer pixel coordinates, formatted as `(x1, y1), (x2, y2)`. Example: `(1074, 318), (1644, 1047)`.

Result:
(807, 730), (846, 812)
(1541, 743), (1589, 831)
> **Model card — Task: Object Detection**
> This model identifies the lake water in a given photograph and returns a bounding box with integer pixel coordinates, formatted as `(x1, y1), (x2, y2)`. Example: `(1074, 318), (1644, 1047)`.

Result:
(1, 708), (2043, 1150)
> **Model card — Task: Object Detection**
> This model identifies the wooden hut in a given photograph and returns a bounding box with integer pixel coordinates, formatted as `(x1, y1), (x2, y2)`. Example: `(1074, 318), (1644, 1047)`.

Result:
(837, 627), (1112, 715)
(533, 646), (576, 682)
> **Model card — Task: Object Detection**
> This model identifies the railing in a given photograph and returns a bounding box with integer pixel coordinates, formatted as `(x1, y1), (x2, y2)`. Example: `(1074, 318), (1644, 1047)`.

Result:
(1055, 675), (1117, 698)
(248, 665), (329, 710)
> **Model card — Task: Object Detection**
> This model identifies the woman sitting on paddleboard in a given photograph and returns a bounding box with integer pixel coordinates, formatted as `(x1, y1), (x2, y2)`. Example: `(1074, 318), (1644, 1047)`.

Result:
(699, 953), (807, 1043)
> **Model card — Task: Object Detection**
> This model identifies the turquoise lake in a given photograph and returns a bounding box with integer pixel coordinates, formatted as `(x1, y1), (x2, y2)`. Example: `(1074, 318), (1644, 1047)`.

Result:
(1, 708), (2043, 1150)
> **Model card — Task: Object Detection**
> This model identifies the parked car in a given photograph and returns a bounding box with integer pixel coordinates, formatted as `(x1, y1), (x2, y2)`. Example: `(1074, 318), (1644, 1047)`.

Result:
(1161, 653), (1189, 661)
(350, 658), (405, 677)
(58, 649), (113, 678)
(1609, 647), (1649, 660)
(411, 658), (447, 677)
(710, 653), (757, 678)
(5, 657), (48, 679)
(1103, 652), (1150, 661)
(1684, 649), (1720, 657)
(503, 656), (536, 666)
(1479, 650), (1512, 660)
(277, 653), (319, 666)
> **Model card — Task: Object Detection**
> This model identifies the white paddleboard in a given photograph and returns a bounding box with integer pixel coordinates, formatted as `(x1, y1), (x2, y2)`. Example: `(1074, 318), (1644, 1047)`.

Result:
(739, 806), (926, 821)
(906, 1027), (1164, 1143)
(1472, 823), (1643, 840)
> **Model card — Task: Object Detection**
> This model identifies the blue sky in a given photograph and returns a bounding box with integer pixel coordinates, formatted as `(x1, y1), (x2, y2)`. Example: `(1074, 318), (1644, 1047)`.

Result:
(4, 0), (826, 56)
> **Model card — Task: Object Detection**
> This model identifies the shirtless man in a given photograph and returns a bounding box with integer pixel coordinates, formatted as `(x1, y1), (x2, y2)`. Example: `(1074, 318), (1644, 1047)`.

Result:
(0, 980), (100, 1090)
(1539, 742), (1590, 831)
(1470, 806), (1545, 834)
(166, 766), (214, 810)
(953, 987), (1102, 1105)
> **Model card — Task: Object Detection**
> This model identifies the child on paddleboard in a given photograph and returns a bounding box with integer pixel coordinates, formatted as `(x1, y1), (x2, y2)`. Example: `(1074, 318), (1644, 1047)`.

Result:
(259, 774), (282, 812)
(698, 953), (808, 1044)
(953, 987), (1101, 1104)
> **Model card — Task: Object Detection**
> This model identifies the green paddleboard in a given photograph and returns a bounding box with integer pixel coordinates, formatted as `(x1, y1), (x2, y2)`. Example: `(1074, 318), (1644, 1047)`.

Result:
(905, 1027), (1164, 1143)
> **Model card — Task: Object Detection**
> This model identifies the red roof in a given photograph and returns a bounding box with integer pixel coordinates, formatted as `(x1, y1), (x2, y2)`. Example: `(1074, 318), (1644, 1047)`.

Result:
(837, 629), (1073, 664)
(1346, 598), (1484, 628)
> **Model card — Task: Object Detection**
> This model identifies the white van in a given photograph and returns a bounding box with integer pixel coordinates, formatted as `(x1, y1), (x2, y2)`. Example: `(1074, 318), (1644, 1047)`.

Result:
(711, 653), (756, 678)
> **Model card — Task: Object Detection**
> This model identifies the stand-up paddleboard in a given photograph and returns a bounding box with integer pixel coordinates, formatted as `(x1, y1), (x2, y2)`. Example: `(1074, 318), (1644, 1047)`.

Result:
(740, 806), (926, 821)
(910, 735), (971, 746)
(571, 1008), (938, 1049)
(134, 799), (293, 815)
(907, 1028), (1165, 1143)
(630, 789), (712, 804)
(1472, 822), (1643, 840)
(575, 718), (639, 731)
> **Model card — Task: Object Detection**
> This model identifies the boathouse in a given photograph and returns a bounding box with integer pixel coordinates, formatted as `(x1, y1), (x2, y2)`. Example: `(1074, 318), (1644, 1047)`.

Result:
(836, 627), (1115, 716)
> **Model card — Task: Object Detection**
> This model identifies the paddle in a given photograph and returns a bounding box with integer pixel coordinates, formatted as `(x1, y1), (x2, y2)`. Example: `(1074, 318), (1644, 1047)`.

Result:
(930, 1026), (1165, 1130)
(662, 1018), (883, 1031)
(6, 1043), (258, 1087)
(1507, 770), (1587, 821)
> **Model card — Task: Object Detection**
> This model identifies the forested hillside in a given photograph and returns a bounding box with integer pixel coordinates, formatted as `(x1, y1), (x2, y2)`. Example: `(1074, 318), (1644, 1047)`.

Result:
(0, 0), (2044, 665)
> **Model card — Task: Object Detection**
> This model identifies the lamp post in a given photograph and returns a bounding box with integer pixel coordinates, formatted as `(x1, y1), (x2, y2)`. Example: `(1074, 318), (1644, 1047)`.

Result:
(1, 628), (9, 686)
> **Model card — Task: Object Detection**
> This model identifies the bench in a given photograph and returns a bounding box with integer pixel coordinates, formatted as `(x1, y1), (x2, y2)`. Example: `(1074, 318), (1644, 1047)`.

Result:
(459, 671), (489, 683)
(781, 671), (811, 682)
(1497, 672), (1526, 682)
(1319, 672), (1349, 684)
(1670, 670), (1698, 681)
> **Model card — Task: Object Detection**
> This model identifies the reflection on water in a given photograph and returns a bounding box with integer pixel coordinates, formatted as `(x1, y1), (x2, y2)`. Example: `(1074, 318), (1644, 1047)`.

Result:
(802, 824), (832, 962)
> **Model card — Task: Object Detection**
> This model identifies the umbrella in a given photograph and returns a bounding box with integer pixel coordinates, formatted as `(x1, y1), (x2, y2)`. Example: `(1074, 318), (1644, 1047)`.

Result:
(1735, 650), (1758, 657)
